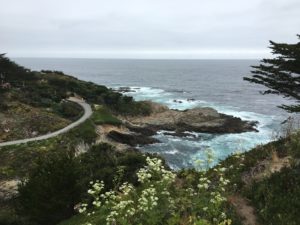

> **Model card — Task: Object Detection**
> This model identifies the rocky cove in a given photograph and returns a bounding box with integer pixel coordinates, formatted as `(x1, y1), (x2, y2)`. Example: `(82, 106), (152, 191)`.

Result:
(96, 101), (258, 151)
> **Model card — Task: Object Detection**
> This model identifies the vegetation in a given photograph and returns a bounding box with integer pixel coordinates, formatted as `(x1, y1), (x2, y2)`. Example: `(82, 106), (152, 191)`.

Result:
(0, 119), (97, 180)
(246, 164), (300, 225)
(1, 54), (300, 225)
(0, 102), (72, 142)
(91, 106), (122, 126)
(67, 119), (97, 144)
(218, 132), (300, 225)
(17, 151), (82, 225)
(54, 101), (83, 121)
(0, 54), (152, 142)
(0, 54), (151, 116)
(60, 155), (235, 225)
(244, 34), (300, 112)
(1, 142), (148, 225)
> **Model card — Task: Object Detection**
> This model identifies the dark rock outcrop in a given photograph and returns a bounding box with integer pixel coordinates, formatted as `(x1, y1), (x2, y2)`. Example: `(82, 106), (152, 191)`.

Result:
(125, 123), (157, 136)
(114, 87), (136, 93)
(124, 103), (258, 137)
(107, 130), (159, 146)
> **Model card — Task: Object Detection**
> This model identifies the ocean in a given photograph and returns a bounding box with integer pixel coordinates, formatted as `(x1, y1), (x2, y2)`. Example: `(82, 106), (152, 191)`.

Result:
(14, 58), (293, 169)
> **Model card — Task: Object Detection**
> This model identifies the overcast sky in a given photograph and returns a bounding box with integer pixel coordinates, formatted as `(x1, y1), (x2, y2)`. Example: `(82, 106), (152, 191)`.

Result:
(0, 0), (299, 59)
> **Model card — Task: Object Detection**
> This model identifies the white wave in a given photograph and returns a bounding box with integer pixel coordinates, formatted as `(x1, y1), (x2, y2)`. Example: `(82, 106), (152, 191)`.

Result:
(164, 149), (179, 155)
(157, 130), (176, 135)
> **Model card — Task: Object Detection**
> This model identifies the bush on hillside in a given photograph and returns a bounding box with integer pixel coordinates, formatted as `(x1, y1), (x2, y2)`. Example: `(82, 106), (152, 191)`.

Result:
(70, 157), (233, 225)
(246, 164), (300, 225)
(91, 106), (122, 125)
(17, 151), (83, 225)
(55, 101), (83, 120)
(79, 144), (146, 191)
(67, 119), (97, 144)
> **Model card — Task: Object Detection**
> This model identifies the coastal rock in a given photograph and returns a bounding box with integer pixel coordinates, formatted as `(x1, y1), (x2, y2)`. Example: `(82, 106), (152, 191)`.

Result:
(125, 123), (157, 136)
(114, 87), (136, 93)
(173, 99), (183, 103)
(124, 102), (258, 136)
(107, 130), (159, 146)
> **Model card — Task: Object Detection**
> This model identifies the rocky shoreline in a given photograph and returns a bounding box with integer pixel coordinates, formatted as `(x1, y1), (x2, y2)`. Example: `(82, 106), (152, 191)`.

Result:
(97, 101), (258, 151)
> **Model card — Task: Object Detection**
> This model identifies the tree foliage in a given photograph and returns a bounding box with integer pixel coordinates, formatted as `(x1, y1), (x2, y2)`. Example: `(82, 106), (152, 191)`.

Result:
(244, 35), (300, 113)
(0, 54), (36, 82)
(15, 144), (148, 225)
(17, 151), (83, 225)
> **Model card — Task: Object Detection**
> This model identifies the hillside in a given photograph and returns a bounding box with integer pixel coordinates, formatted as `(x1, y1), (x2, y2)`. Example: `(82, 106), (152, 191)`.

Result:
(57, 129), (300, 225)
(0, 54), (151, 142)
(0, 56), (299, 225)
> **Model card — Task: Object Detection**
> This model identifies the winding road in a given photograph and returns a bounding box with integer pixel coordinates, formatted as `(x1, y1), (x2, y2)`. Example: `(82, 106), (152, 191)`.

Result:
(0, 98), (92, 147)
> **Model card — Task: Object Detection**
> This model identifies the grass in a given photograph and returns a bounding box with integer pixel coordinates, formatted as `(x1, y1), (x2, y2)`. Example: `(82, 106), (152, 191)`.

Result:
(91, 106), (122, 126)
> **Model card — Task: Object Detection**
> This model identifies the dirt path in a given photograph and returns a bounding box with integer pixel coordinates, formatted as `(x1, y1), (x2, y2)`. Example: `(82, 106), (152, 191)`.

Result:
(228, 195), (259, 225)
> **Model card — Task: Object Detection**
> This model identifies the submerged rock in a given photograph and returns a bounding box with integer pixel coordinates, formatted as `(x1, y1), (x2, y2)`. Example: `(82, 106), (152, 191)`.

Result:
(173, 99), (183, 103)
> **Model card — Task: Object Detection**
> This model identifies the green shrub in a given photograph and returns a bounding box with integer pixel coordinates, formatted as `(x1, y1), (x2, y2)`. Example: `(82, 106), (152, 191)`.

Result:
(79, 143), (146, 191)
(286, 133), (300, 159)
(54, 101), (83, 120)
(68, 119), (97, 144)
(17, 151), (83, 225)
(91, 107), (122, 125)
(114, 100), (152, 116)
(62, 157), (233, 225)
(246, 164), (300, 225)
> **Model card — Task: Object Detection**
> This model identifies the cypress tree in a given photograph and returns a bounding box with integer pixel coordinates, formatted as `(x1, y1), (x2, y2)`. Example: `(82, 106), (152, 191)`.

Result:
(244, 34), (300, 113)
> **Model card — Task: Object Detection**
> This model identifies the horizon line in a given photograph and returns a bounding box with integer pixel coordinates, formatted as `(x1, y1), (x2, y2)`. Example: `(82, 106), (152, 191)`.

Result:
(11, 56), (261, 60)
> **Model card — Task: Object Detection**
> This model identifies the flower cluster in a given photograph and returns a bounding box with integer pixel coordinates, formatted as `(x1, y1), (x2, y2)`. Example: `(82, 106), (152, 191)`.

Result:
(232, 151), (245, 167)
(198, 176), (211, 190)
(137, 157), (176, 185)
(137, 185), (158, 212)
(194, 149), (216, 171)
(79, 154), (235, 225)
(79, 157), (177, 225)
(106, 199), (135, 224)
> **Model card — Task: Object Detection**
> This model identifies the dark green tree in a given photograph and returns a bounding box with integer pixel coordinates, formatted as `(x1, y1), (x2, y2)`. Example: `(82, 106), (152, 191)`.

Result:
(244, 35), (300, 113)
(0, 53), (36, 82)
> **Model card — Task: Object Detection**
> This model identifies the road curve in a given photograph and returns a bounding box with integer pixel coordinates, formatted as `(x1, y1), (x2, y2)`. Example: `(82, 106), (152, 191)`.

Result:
(0, 98), (92, 147)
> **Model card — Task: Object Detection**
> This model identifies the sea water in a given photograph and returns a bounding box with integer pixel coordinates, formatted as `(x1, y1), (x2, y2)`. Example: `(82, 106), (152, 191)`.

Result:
(14, 58), (293, 169)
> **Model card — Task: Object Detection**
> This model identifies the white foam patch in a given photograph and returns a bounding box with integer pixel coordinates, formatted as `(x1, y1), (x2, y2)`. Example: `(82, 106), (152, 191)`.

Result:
(157, 130), (176, 135)
(164, 149), (179, 155)
(122, 86), (172, 103)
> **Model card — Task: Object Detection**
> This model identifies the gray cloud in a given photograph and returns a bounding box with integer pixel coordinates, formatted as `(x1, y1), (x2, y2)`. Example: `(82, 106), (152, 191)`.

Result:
(0, 0), (299, 58)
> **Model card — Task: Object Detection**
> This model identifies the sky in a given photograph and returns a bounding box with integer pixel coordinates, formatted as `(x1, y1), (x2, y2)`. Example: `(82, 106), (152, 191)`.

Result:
(0, 0), (299, 59)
